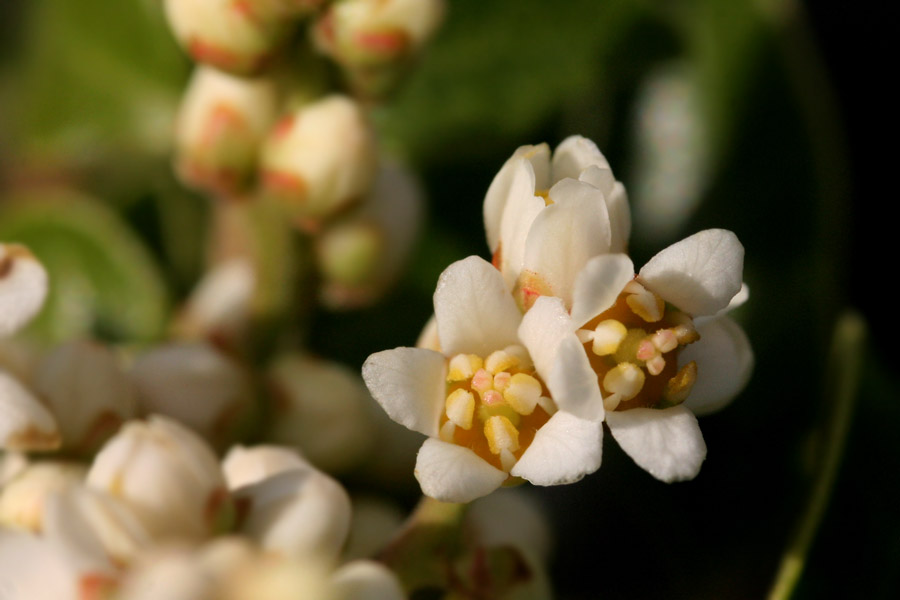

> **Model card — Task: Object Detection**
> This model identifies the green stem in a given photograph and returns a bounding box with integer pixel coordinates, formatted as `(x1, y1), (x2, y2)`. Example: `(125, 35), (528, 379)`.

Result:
(767, 312), (866, 600)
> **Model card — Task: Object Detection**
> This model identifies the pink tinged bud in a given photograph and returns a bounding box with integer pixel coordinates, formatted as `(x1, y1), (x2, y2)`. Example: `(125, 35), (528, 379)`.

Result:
(86, 416), (231, 542)
(175, 67), (280, 195)
(260, 95), (377, 224)
(34, 340), (138, 455)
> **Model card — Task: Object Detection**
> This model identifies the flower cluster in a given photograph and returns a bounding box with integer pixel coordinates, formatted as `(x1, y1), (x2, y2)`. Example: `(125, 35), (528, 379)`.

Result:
(364, 136), (752, 502)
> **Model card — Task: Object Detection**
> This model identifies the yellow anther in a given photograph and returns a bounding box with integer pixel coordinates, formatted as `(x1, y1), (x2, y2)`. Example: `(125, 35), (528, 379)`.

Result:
(603, 393), (622, 412)
(500, 449), (517, 472)
(626, 290), (664, 323)
(592, 319), (628, 356)
(502, 344), (533, 370)
(492, 371), (511, 392)
(484, 350), (519, 374)
(536, 395), (558, 416)
(652, 329), (679, 353)
(662, 361), (698, 406)
(471, 368), (493, 394)
(439, 420), (456, 442)
(503, 373), (542, 415)
(673, 323), (700, 345)
(602, 362), (646, 400)
(484, 415), (520, 455)
(445, 389), (475, 429)
(447, 354), (484, 382)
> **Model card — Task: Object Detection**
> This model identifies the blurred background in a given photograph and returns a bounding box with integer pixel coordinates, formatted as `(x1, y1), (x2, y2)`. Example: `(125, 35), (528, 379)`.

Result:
(0, 0), (892, 598)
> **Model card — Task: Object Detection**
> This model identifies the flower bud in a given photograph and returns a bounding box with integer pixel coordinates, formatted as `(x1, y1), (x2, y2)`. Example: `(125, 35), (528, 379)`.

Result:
(130, 343), (254, 445)
(115, 545), (214, 600)
(34, 340), (137, 454)
(0, 462), (86, 532)
(43, 486), (151, 567)
(175, 66), (281, 195)
(266, 355), (376, 472)
(233, 466), (351, 561)
(163, 0), (291, 75)
(0, 369), (61, 452)
(0, 243), (48, 337)
(87, 416), (232, 542)
(316, 161), (422, 309)
(221, 555), (336, 600)
(331, 560), (405, 600)
(260, 95), (377, 227)
(175, 259), (257, 348)
(222, 444), (311, 490)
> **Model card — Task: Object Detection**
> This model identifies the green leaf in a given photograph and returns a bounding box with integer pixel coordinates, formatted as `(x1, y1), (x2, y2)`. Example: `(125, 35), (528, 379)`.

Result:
(0, 189), (170, 344)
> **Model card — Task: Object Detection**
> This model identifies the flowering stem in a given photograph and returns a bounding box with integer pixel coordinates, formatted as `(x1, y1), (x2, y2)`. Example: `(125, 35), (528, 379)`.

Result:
(767, 311), (865, 600)
(378, 496), (470, 594)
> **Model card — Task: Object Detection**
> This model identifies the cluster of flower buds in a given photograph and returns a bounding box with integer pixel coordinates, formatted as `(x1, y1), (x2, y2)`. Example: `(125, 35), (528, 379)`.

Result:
(364, 135), (753, 502)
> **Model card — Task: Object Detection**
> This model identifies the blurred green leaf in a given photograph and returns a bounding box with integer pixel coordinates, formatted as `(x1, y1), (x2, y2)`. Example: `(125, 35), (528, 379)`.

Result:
(3, 0), (186, 159)
(0, 189), (169, 343)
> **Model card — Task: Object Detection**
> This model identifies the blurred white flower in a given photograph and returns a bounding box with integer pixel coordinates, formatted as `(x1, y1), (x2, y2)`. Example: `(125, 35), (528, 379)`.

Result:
(483, 136), (630, 297)
(174, 66), (281, 195)
(34, 340), (137, 454)
(175, 258), (256, 347)
(222, 444), (312, 491)
(519, 229), (751, 481)
(363, 256), (604, 503)
(0, 369), (60, 452)
(0, 462), (86, 532)
(261, 95), (377, 227)
(0, 243), (48, 338)
(87, 416), (232, 542)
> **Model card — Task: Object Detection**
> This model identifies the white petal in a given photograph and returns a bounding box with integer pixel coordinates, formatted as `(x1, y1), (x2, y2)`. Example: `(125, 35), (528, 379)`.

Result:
(222, 445), (311, 490)
(518, 296), (574, 383)
(433, 256), (522, 356)
(681, 316), (753, 415)
(415, 314), (441, 351)
(522, 181), (612, 308)
(0, 244), (48, 337)
(362, 348), (445, 438)
(638, 229), (744, 316)
(606, 405), (706, 482)
(483, 144), (548, 251)
(414, 438), (506, 503)
(570, 254), (635, 328)
(547, 336), (605, 422)
(552, 136), (610, 183)
(0, 369), (60, 452)
(497, 178), (545, 288)
(331, 560), (405, 600)
(511, 411), (603, 485)
(606, 182), (631, 253)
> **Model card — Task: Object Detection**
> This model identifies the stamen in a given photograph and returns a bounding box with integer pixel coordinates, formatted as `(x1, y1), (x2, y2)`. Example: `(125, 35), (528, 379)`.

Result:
(484, 350), (519, 374)
(503, 373), (542, 415)
(481, 389), (504, 406)
(471, 368), (493, 394)
(502, 344), (533, 370)
(439, 420), (456, 442)
(445, 389), (475, 429)
(602, 362), (645, 400)
(484, 415), (520, 455)
(626, 290), (664, 322)
(492, 371), (511, 392)
(592, 320), (627, 356)
(576, 329), (594, 344)
(500, 449), (517, 471)
(603, 392), (622, 412)
(652, 329), (678, 353)
(661, 361), (698, 406)
(447, 354), (484, 382)
(537, 395), (558, 415)
(673, 323), (700, 345)
(645, 354), (666, 376)
(635, 338), (657, 361)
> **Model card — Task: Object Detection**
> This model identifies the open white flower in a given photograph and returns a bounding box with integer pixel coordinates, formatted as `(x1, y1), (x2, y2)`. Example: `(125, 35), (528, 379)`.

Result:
(483, 136), (630, 295)
(519, 229), (752, 482)
(363, 256), (604, 503)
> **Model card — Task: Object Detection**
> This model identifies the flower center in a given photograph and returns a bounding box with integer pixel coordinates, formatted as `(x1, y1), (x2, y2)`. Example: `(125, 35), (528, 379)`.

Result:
(576, 280), (700, 412)
(440, 345), (555, 473)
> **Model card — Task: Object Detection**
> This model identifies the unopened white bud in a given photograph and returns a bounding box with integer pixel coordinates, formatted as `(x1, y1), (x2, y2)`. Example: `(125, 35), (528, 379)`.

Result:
(0, 462), (86, 532)
(176, 259), (256, 345)
(164, 0), (291, 75)
(222, 444), (311, 491)
(130, 343), (253, 443)
(0, 243), (48, 337)
(331, 560), (406, 600)
(266, 354), (376, 472)
(261, 95), (377, 226)
(87, 416), (232, 542)
(175, 66), (280, 194)
(34, 340), (137, 454)
(0, 369), (60, 452)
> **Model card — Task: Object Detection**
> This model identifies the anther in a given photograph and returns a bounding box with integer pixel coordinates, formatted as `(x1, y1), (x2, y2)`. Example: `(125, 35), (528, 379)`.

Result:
(492, 371), (511, 392)
(439, 420), (456, 442)
(645, 354), (666, 376)
(484, 350), (519, 374)
(502, 344), (533, 370)
(636, 338), (657, 361)
(592, 320), (627, 356)
(602, 362), (645, 400)
(484, 415), (520, 456)
(651, 329), (679, 353)
(537, 395), (557, 416)
(447, 354), (483, 382)
(661, 361), (698, 406)
(503, 373), (542, 415)
(626, 290), (664, 323)
(481, 389), (504, 406)
(445, 389), (475, 429)
(471, 369), (493, 394)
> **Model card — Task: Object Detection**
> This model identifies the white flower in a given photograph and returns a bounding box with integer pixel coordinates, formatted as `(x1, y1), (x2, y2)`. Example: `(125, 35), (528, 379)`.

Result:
(0, 462), (86, 532)
(363, 256), (604, 503)
(0, 243), (48, 338)
(86, 415), (232, 542)
(222, 444), (312, 491)
(483, 136), (630, 296)
(34, 340), (137, 454)
(0, 369), (60, 452)
(519, 229), (752, 481)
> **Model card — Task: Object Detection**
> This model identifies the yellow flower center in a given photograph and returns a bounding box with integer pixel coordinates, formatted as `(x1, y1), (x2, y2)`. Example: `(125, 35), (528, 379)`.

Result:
(440, 345), (554, 472)
(577, 280), (700, 412)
